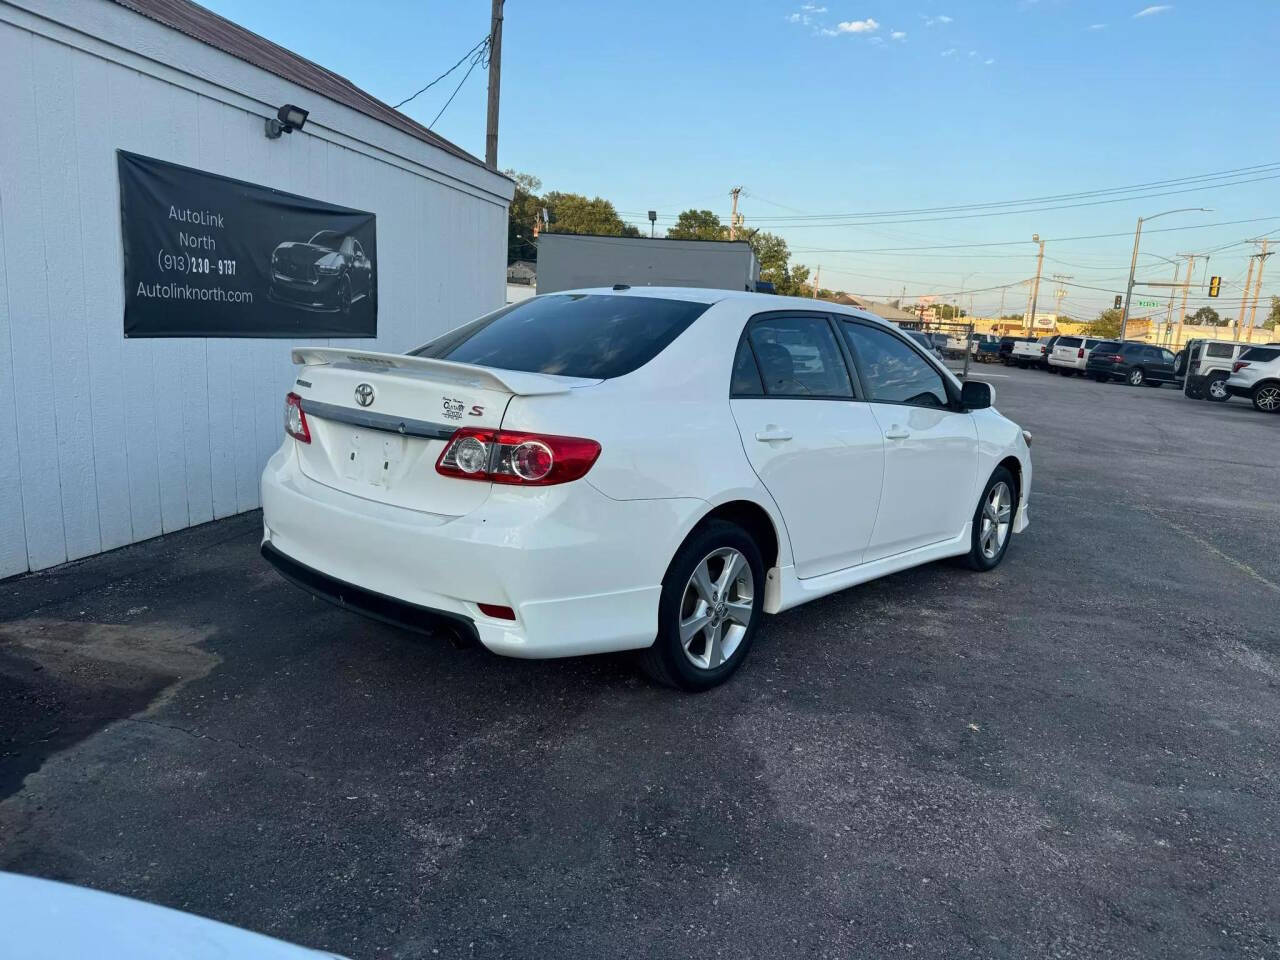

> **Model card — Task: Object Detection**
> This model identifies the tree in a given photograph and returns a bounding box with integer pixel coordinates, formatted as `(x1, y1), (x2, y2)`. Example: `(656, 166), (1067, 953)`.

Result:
(1088, 307), (1123, 339)
(504, 170), (543, 264)
(1186, 306), (1220, 326)
(542, 191), (635, 238)
(667, 209), (725, 241)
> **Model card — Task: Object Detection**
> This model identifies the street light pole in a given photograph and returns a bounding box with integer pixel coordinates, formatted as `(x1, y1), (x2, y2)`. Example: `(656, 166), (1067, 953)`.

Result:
(1119, 208), (1211, 341)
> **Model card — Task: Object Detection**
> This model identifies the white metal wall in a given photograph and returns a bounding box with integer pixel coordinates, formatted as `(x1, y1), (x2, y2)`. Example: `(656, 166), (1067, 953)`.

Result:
(0, 1), (512, 578)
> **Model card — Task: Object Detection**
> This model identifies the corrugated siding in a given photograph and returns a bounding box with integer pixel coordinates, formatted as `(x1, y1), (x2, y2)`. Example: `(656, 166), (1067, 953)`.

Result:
(0, 18), (506, 577)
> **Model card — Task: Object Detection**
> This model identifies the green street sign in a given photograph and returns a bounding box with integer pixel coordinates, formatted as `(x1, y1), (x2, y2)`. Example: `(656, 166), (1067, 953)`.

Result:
(1137, 299), (1160, 308)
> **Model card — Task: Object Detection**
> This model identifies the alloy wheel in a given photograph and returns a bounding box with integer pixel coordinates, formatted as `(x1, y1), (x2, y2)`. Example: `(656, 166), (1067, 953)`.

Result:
(1257, 385), (1280, 412)
(980, 482), (1013, 560)
(678, 548), (754, 671)
(1129, 368), (1144, 386)
(1208, 378), (1229, 400)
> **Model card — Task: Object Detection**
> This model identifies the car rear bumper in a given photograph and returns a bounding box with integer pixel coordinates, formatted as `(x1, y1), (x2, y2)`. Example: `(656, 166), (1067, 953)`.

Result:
(1048, 358), (1085, 370)
(260, 443), (704, 658)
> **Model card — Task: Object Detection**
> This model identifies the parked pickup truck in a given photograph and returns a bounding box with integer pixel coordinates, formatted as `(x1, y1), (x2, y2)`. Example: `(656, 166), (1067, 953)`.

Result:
(1010, 338), (1046, 369)
(973, 336), (1002, 362)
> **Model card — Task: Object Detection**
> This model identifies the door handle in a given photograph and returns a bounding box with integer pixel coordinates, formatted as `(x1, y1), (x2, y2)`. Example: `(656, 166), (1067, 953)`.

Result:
(754, 426), (793, 442)
(885, 427), (910, 440)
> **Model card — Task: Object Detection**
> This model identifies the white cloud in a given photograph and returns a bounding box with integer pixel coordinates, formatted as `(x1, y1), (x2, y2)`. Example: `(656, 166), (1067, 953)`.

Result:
(800, 2), (827, 10)
(984, 58), (995, 65)
(941, 47), (957, 56)
(787, 12), (802, 22)
(1088, 22), (1107, 29)
(1133, 4), (1171, 17)
(923, 13), (953, 26)
(870, 35), (884, 43)
(968, 49), (977, 56)
(832, 17), (880, 33)
(891, 30), (907, 40)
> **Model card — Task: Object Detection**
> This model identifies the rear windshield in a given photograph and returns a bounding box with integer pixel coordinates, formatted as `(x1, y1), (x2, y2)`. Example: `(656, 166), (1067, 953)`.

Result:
(410, 294), (711, 379)
(1093, 341), (1120, 352)
(1241, 346), (1280, 362)
(1057, 336), (1082, 347)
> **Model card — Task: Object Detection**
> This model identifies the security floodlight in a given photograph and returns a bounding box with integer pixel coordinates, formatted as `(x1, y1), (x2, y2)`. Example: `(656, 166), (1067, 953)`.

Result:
(265, 104), (309, 139)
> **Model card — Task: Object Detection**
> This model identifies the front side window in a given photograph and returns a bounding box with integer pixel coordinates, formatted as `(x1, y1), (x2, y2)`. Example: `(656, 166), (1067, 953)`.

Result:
(1160, 349), (1176, 363)
(411, 294), (710, 380)
(840, 321), (948, 408)
(746, 316), (853, 398)
(1241, 346), (1280, 362)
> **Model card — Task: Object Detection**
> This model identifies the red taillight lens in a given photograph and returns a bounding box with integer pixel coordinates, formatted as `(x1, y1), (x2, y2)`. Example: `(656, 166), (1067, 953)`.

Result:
(1077, 347), (1085, 358)
(477, 602), (516, 620)
(284, 392), (311, 443)
(1233, 361), (1250, 373)
(436, 429), (601, 485)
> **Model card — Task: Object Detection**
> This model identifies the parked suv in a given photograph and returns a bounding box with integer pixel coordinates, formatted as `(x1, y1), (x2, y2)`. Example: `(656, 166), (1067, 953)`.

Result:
(1048, 335), (1105, 376)
(1086, 341), (1178, 386)
(1178, 339), (1253, 401)
(1225, 345), (1280, 412)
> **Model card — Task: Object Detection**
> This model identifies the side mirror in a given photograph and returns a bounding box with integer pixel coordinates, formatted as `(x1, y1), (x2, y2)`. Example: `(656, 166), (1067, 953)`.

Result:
(961, 380), (994, 410)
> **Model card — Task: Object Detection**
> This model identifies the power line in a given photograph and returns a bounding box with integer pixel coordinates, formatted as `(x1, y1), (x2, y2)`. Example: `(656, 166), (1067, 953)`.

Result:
(783, 216), (1280, 254)
(393, 35), (490, 110)
(428, 41), (490, 129)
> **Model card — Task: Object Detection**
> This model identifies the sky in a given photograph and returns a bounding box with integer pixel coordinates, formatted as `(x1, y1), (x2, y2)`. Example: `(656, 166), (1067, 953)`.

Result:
(201, 0), (1280, 321)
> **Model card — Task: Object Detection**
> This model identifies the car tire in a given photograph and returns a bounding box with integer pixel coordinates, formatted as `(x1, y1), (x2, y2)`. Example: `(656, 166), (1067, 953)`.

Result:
(338, 276), (352, 316)
(1252, 382), (1280, 413)
(1128, 367), (1145, 386)
(962, 467), (1016, 572)
(638, 519), (765, 691)
(1206, 374), (1230, 402)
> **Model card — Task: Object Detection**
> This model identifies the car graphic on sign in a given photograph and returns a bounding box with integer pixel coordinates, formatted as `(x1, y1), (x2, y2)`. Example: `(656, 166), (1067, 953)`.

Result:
(268, 230), (373, 315)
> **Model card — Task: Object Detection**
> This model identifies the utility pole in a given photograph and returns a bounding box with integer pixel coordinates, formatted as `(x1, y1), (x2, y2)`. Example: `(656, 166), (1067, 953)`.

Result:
(729, 187), (743, 241)
(1173, 253), (1199, 349)
(1161, 263), (1180, 346)
(1026, 234), (1045, 333)
(1051, 274), (1072, 327)
(812, 265), (820, 299)
(1247, 239), (1272, 333)
(484, 0), (504, 169)
(1237, 254), (1257, 341)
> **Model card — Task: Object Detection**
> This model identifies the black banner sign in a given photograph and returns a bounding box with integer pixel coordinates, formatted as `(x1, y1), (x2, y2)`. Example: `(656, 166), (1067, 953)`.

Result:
(118, 151), (377, 338)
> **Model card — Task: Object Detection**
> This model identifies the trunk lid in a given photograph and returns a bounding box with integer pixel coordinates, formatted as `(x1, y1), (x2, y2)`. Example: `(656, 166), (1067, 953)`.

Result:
(290, 348), (597, 516)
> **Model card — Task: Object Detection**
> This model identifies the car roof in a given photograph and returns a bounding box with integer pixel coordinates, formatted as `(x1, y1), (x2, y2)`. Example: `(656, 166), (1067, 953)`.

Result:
(559, 286), (898, 327)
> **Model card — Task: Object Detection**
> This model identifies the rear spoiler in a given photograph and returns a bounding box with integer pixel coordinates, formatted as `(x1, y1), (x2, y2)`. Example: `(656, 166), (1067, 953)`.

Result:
(290, 347), (598, 396)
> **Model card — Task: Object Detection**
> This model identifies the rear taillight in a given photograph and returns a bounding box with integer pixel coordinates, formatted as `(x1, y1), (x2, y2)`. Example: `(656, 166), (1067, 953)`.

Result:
(1077, 347), (1085, 358)
(436, 428), (601, 485)
(1233, 361), (1250, 373)
(1110, 354), (1124, 362)
(284, 392), (311, 444)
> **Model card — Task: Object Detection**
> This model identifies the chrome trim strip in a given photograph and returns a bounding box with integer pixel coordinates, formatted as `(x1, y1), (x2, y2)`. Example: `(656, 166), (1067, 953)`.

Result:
(299, 398), (457, 440)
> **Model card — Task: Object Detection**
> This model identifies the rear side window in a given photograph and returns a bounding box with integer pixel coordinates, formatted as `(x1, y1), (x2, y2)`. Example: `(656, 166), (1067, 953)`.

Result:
(747, 316), (852, 398)
(410, 294), (710, 379)
(1241, 347), (1280, 362)
(1206, 343), (1234, 358)
(730, 337), (764, 396)
(1093, 341), (1120, 353)
(841, 321), (948, 408)
(1058, 336), (1082, 348)
(1083, 339), (1102, 348)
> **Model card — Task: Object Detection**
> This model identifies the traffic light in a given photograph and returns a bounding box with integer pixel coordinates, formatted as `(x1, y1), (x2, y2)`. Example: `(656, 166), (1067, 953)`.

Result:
(1113, 295), (1122, 309)
(1208, 275), (1221, 298)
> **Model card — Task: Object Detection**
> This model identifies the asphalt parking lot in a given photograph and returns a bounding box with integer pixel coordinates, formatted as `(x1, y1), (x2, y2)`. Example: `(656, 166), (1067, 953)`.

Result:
(2, 366), (1278, 959)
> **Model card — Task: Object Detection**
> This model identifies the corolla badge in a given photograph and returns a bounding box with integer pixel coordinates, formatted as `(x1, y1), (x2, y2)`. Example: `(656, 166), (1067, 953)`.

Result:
(354, 383), (375, 407)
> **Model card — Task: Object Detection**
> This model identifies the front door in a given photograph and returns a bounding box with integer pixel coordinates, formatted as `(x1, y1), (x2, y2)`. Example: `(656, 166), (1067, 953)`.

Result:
(838, 319), (979, 561)
(729, 313), (885, 579)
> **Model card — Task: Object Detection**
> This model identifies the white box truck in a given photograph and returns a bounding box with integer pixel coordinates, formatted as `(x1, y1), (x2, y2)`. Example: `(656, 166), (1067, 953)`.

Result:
(535, 233), (762, 294)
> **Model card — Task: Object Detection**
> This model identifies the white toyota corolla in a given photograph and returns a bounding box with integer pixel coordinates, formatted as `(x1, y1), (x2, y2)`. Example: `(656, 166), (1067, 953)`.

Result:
(261, 288), (1031, 690)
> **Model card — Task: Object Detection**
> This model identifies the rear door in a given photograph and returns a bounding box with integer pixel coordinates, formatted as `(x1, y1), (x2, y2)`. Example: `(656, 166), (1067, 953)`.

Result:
(837, 319), (978, 561)
(729, 313), (885, 578)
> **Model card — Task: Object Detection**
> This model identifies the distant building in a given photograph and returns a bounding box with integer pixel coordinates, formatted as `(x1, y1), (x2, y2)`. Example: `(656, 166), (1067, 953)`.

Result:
(507, 260), (537, 285)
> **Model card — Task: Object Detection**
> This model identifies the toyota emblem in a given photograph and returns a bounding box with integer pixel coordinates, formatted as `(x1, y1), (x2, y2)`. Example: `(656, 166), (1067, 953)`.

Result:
(354, 383), (375, 407)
